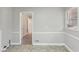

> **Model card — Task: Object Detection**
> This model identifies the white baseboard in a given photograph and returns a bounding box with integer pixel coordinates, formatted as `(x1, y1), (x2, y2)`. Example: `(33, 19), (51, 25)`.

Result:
(64, 44), (73, 52)
(33, 32), (64, 34)
(11, 43), (21, 45)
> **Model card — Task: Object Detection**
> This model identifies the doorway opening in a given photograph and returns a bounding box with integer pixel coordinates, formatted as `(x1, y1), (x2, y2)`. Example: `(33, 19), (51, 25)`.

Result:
(20, 12), (32, 45)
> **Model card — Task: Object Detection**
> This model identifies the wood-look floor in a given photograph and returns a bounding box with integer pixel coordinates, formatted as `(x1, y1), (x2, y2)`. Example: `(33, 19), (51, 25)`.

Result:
(22, 33), (32, 45)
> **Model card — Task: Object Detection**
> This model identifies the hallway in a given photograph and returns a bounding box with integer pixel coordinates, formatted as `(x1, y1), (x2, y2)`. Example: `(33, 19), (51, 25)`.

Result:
(22, 33), (32, 44)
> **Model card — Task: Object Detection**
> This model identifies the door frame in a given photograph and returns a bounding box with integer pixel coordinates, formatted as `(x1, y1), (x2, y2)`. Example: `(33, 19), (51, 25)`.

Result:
(20, 11), (33, 45)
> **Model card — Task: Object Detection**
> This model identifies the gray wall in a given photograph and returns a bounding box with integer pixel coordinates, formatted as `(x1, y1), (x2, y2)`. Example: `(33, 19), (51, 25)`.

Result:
(11, 7), (65, 44)
(0, 7), (13, 50)
(64, 8), (79, 52)
(64, 30), (79, 52)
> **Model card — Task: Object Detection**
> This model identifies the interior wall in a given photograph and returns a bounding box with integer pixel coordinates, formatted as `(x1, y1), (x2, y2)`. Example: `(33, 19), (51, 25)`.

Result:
(0, 7), (13, 50)
(0, 8), (2, 51)
(11, 7), (65, 44)
(0, 30), (2, 51)
(64, 8), (79, 52)
(64, 30), (79, 52)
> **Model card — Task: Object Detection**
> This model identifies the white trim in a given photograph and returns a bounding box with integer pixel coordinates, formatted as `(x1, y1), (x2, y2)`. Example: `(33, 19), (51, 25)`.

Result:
(0, 30), (2, 51)
(21, 11), (33, 14)
(12, 32), (64, 34)
(65, 32), (79, 41)
(11, 43), (21, 45)
(33, 43), (65, 46)
(64, 44), (73, 52)
(13, 32), (64, 34)
(20, 12), (22, 45)
(33, 32), (64, 34)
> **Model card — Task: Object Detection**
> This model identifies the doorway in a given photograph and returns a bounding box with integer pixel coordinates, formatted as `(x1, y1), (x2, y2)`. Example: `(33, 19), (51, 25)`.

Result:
(20, 12), (32, 45)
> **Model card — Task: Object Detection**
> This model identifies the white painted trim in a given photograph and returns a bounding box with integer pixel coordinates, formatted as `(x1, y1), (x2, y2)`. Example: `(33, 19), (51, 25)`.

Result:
(64, 44), (73, 52)
(0, 30), (2, 52)
(33, 32), (64, 33)
(21, 11), (33, 14)
(12, 32), (64, 34)
(33, 43), (65, 46)
(20, 12), (22, 45)
(11, 43), (21, 45)
(65, 32), (79, 41)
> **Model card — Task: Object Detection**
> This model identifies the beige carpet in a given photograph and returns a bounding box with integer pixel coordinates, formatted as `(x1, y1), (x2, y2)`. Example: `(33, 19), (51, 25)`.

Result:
(5, 45), (70, 52)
